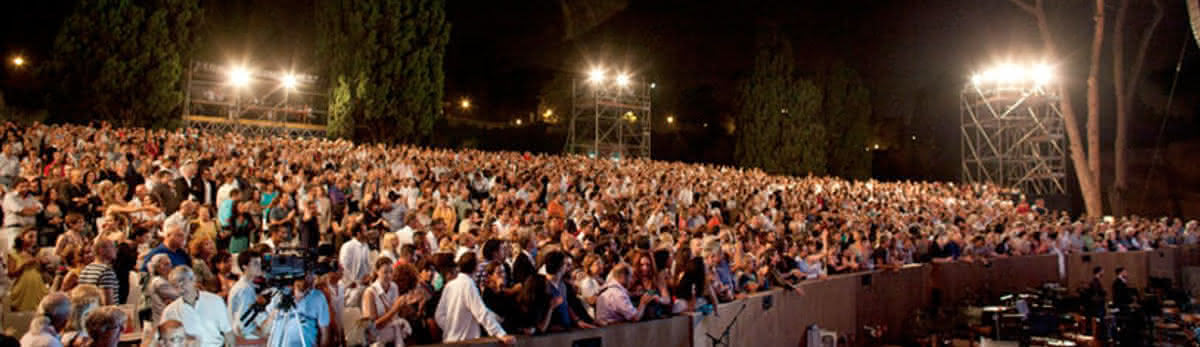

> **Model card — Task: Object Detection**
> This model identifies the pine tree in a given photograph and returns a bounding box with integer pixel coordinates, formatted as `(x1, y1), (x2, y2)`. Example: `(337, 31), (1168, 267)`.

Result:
(735, 27), (825, 176)
(45, 0), (202, 127)
(820, 63), (872, 179)
(317, 0), (451, 143)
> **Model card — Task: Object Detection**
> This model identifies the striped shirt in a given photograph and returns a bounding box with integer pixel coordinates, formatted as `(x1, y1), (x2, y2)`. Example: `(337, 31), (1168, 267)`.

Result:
(78, 262), (119, 304)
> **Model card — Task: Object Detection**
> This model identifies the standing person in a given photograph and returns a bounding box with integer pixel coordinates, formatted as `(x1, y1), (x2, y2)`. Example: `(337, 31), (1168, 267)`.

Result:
(1112, 267), (1135, 311)
(141, 226), (191, 272)
(114, 227), (151, 304)
(2, 179), (42, 254)
(227, 250), (267, 341)
(434, 253), (515, 344)
(78, 237), (119, 305)
(8, 228), (49, 311)
(595, 264), (657, 325)
(363, 258), (412, 347)
(339, 225), (373, 296)
(159, 266), (233, 347)
(265, 274), (331, 347)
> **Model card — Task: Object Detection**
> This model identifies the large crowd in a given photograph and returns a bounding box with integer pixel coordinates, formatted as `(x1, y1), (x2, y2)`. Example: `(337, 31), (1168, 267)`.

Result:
(0, 121), (1196, 347)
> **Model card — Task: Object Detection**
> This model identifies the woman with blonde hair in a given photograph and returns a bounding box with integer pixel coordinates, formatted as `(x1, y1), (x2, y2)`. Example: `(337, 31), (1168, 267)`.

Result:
(61, 284), (103, 347)
(379, 233), (399, 264)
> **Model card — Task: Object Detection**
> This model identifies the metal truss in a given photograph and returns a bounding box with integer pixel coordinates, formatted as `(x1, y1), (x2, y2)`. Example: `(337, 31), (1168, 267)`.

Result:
(961, 83), (1067, 195)
(565, 78), (652, 160)
(183, 62), (327, 139)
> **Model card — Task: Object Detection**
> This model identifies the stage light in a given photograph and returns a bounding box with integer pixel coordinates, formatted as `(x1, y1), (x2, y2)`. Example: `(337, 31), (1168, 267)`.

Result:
(460, 98), (471, 110)
(996, 63), (1023, 83)
(615, 73), (631, 87)
(11, 56), (25, 67)
(587, 67), (606, 84)
(228, 66), (251, 87)
(971, 74), (982, 85)
(1030, 63), (1053, 85)
(281, 74), (298, 89)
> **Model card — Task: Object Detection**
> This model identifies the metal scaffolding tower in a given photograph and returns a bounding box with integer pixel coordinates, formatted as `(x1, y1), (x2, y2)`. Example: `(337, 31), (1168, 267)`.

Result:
(565, 77), (652, 159)
(183, 62), (327, 138)
(960, 80), (1067, 195)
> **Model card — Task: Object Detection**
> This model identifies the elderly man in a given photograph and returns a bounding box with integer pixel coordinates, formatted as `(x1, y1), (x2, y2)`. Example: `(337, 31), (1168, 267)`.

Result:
(163, 200), (198, 238)
(78, 237), (120, 305)
(141, 225), (191, 271)
(21, 292), (71, 347)
(83, 306), (128, 347)
(159, 266), (233, 347)
(2, 178), (41, 253)
(595, 264), (656, 325)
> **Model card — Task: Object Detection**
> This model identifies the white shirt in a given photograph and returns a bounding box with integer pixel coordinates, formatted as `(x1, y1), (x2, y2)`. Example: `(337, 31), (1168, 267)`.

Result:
(216, 182), (238, 210)
(228, 277), (266, 339)
(3, 191), (42, 227)
(163, 211), (191, 237)
(19, 321), (63, 347)
(0, 154), (20, 177)
(395, 226), (438, 252)
(160, 291), (233, 347)
(339, 238), (371, 286)
(435, 273), (507, 342)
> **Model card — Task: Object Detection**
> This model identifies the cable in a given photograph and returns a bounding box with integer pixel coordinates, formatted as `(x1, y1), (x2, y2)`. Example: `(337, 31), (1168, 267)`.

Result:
(1138, 35), (1190, 209)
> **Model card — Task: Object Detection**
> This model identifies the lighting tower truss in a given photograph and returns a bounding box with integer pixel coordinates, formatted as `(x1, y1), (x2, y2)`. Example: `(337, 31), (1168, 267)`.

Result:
(960, 82), (1067, 195)
(183, 62), (327, 138)
(566, 78), (652, 160)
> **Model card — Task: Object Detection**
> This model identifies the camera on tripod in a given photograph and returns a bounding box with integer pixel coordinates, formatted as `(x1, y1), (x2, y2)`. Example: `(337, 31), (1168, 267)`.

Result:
(240, 245), (336, 326)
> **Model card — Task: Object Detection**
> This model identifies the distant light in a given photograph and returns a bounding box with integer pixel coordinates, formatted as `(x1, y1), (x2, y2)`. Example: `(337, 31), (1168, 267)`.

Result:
(781, 108), (788, 114)
(1030, 63), (1053, 85)
(460, 98), (471, 110)
(587, 67), (606, 84)
(228, 66), (252, 87)
(703, 123), (709, 128)
(515, 119), (523, 125)
(543, 109), (553, 117)
(912, 135), (917, 141)
(666, 116), (674, 124)
(972, 61), (1055, 86)
(11, 56), (25, 67)
(281, 74), (298, 89)
(970, 74), (982, 85)
(650, 82), (656, 89)
(873, 144), (880, 150)
(615, 73), (631, 87)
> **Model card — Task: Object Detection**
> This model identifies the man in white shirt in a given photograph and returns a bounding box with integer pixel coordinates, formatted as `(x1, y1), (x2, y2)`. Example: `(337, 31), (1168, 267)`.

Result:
(228, 250), (267, 340)
(0, 144), (21, 188)
(215, 174), (239, 210)
(434, 253), (514, 344)
(163, 200), (197, 238)
(2, 179), (42, 253)
(160, 266), (233, 347)
(21, 292), (70, 347)
(338, 226), (373, 293)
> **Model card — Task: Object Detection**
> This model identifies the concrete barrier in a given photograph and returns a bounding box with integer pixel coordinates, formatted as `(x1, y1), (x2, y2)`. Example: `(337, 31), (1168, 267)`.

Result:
(432, 246), (1200, 347)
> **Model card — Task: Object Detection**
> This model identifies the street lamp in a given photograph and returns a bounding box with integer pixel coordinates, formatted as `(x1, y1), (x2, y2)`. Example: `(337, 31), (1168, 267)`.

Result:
(460, 98), (471, 110)
(11, 56), (25, 68)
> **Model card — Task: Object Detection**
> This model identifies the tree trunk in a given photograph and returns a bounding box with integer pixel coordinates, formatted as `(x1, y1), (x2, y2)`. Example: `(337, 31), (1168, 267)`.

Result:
(1010, 0), (1104, 218)
(1110, 0), (1164, 216)
(1086, 0), (1104, 214)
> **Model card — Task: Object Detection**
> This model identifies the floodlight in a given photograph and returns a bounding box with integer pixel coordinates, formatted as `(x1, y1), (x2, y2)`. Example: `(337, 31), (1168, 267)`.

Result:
(615, 73), (631, 87)
(587, 67), (606, 84)
(996, 63), (1023, 83)
(281, 74), (298, 89)
(971, 74), (982, 85)
(228, 66), (251, 87)
(1030, 63), (1053, 85)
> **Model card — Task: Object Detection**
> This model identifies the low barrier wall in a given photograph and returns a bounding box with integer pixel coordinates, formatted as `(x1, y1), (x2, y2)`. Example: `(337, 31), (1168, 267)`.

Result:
(425, 247), (1200, 346)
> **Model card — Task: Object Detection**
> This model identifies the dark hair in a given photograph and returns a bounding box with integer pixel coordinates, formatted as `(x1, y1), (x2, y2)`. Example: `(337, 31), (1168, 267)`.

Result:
(130, 226), (152, 239)
(1093, 266), (1103, 275)
(375, 257), (393, 271)
(482, 239), (502, 261)
(212, 251), (232, 267)
(542, 250), (566, 275)
(1116, 267), (1126, 274)
(457, 252), (478, 275)
(237, 249), (261, 269)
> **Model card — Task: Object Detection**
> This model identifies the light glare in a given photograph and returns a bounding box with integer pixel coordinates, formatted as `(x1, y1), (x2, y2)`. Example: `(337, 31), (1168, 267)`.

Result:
(229, 66), (251, 87)
(281, 74), (298, 89)
(587, 67), (606, 84)
(615, 73), (631, 87)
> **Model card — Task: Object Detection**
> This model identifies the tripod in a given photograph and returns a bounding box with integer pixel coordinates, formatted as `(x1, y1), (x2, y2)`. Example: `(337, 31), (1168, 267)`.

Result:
(705, 304), (747, 347)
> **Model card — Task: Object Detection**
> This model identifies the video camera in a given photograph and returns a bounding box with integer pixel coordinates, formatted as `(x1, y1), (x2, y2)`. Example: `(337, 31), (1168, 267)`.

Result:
(240, 245), (336, 325)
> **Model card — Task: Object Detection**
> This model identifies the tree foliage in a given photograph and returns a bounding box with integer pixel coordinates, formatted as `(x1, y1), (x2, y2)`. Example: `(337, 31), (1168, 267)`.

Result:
(317, 0), (451, 143)
(45, 0), (202, 127)
(735, 28), (826, 176)
(819, 63), (872, 179)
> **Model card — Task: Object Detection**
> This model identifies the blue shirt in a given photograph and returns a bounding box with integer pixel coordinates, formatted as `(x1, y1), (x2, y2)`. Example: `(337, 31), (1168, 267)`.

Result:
(140, 245), (192, 272)
(714, 259), (734, 290)
(218, 199), (236, 228)
(267, 288), (330, 347)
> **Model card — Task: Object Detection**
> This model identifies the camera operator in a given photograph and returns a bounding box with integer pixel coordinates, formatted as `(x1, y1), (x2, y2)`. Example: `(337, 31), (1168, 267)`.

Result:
(159, 266), (233, 347)
(264, 274), (331, 347)
(227, 249), (267, 341)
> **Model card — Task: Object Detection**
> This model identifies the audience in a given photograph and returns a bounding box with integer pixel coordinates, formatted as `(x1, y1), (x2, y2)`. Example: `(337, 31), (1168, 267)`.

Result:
(0, 121), (1198, 347)
(81, 306), (125, 347)
(21, 292), (70, 347)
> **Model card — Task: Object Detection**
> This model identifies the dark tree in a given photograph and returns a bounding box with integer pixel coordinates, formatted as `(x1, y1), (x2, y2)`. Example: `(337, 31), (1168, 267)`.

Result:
(734, 27), (825, 176)
(45, 0), (203, 127)
(819, 63), (872, 179)
(317, 0), (451, 143)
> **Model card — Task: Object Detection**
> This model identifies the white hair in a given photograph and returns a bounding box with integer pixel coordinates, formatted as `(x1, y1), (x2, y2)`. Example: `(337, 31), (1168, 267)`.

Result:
(149, 254), (173, 277)
(29, 292), (71, 332)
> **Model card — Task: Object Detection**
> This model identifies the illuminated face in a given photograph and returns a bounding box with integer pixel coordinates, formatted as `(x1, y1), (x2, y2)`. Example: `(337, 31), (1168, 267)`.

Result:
(159, 327), (187, 347)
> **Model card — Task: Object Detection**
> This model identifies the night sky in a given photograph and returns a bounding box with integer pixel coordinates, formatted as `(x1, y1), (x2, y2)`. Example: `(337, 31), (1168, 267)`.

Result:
(2, 0), (1199, 181)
